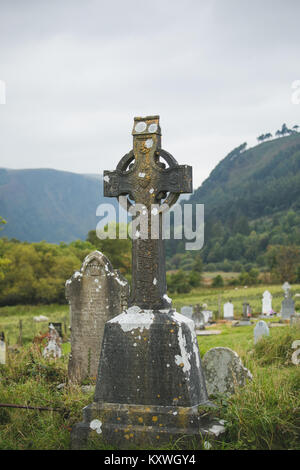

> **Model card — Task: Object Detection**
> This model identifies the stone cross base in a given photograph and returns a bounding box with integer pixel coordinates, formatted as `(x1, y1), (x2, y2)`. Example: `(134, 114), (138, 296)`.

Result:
(71, 402), (225, 449)
(70, 308), (225, 449)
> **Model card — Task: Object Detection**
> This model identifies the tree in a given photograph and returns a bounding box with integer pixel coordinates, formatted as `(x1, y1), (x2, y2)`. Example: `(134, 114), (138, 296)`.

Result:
(87, 224), (131, 275)
(267, 245), (300, 283)
(167, 270), (191, 294)
(293, 125), (299, 132)
(192, 253), (203, 273)
(212, 275), (224, 287)
(0, 216), (6, 230)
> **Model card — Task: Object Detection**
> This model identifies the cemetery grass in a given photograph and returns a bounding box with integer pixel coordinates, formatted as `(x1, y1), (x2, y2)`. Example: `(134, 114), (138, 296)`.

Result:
(0, 291), (300, 450)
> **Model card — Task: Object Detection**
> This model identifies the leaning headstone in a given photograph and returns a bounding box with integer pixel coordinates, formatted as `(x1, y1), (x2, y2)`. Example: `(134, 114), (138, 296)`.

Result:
(181, 305), (193, 320)
(262, 291), (272, 316)
(71, 116), (224, 449)
(223, 301), (234, 320)
(0, 332), (6, 365)
(66, 250), (129, 383)
(254, 321), (270, 344)
(202, 347), (253, 396)
(43, 324), (62, 359)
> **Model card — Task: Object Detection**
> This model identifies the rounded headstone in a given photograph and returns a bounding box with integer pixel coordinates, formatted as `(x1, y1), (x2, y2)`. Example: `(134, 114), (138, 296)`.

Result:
(202, 347), (253, 396)
(254, 320), (270, 344)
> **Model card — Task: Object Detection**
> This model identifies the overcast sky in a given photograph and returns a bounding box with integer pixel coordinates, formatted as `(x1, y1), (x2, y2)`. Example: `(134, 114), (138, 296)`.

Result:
(0, 0), (299, 188)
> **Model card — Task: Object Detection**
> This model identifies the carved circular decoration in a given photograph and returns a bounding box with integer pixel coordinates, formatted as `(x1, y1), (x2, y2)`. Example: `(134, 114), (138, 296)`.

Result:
(116, 149), (180, 212)
(135, 122), (147, 133)
(145, 138), (153, 148)
(148, 123), (158, 133)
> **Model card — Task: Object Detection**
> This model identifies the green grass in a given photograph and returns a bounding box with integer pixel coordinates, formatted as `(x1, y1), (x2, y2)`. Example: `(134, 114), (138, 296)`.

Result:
(0, 290), (300, 450)
(172, 283), (300, 317)
(0, 304), (69, 346)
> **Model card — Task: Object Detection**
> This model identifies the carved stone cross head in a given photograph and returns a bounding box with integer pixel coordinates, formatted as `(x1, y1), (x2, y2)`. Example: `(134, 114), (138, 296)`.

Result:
(103, 116), (193, 310)
(104, 115), (192, 211)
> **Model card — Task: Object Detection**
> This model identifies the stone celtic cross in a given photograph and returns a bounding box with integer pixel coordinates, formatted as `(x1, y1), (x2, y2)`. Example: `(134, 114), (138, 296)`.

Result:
(104, 115), (192, 310)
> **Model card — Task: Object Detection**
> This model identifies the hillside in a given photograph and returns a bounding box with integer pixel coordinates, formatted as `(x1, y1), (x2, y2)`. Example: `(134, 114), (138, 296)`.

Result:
(189, 133), (300, 220)
(0, 168), (117, 243)
(166, 134), (300, 272)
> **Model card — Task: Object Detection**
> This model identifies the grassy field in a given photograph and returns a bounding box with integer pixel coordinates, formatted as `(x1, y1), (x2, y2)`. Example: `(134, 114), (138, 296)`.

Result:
(172, 283), (300, 316)
(0, 285), (299, 450)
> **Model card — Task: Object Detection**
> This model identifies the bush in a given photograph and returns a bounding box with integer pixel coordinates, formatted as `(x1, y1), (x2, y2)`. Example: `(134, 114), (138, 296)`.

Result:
(212, 275), (224, 287)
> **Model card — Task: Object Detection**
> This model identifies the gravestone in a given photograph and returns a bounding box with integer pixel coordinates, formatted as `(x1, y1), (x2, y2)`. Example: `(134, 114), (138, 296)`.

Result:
(180, 305), (193, 320)
(202, 310), (213, 324)
(71, 115), (224, 449)
(43, 324), (62, 359)
(262, 291), (272, 316)
(193, 310), (205, 330)
(281, 287), (295, 320)
(0, 332), (6, 365)
(233, 303), (252, 326)
(254, 320), (270, 344)
(202, 347), (253, 396)
(243, 303), (251, 317)
(223, 301), (234, 320)
(49, 322), (63, 338)
(66, 250), (129, 383)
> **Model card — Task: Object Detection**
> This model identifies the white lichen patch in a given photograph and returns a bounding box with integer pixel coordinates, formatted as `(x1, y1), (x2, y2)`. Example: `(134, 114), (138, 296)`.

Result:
(151, 207), (158, 216)
(73, 271), (82, 279)
(103, 175), (110, 182)
(149, 188), (154, 194)
(138, 172), (145, 178)
(153, 278), (157, 285)
(174, 325), (192, 375)
(115, 277), (127, 287)
(163, 294), (172, 304)
(208, 424), (225, 437)
(108, 306), (154, 333)
(90, 419), (102, 434)
(145, 138), (153, 148)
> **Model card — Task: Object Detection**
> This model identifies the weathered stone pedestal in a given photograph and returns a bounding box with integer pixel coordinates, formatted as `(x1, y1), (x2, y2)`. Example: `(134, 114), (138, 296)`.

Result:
(71, 307), (224, 449)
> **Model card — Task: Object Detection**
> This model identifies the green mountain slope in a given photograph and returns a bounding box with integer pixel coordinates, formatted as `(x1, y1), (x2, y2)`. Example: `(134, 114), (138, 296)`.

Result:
(189, 133), (300, 220)
(166, 134), (300, 272)
(0, 168), (116, 243)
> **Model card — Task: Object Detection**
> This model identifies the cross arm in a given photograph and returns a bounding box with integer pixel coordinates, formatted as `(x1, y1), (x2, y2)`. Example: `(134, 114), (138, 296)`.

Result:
(156, 164), (193, 195)
(103, 170), (132, 198)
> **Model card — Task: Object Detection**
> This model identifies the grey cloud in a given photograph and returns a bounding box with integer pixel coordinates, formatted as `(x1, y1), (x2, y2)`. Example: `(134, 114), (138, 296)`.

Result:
(0, 0), (299, 187)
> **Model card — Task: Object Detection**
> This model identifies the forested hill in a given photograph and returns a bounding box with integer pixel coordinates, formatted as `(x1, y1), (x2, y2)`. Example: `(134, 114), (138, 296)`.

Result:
(166, 133), (300, 273)
(0, 168), (117, 243)
(189, 133), (300, 221)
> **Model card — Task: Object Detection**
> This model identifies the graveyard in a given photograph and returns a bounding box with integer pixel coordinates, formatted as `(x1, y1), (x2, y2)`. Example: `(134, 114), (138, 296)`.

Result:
(1, 0), (300, 455)
(0, 112), (299, 450)
(0, 281), (299, 450)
